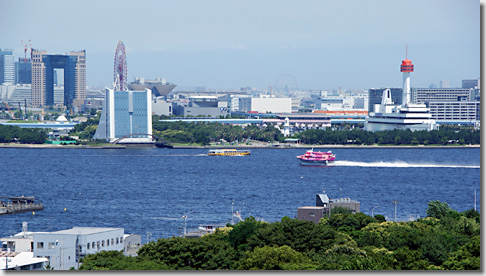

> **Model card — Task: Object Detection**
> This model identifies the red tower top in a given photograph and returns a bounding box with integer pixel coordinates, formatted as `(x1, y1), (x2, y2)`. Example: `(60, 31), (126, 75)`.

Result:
(400, 59), (414, 72)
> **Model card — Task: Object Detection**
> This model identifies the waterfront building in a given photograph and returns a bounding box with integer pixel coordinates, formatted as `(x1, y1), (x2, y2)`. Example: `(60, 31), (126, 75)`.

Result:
(31, 49), (86, 108)
(15, 58), (31, 85)
(0, 49), (15, 85)
(364, 53), (437, 132)
(429, 101), (480, 121)
(93, 88), (153, 143)
(172, 94), (229, 117)
(297, 191), (360, 224)
(33, 227), (124, 270)
(1, 225), (140, 270)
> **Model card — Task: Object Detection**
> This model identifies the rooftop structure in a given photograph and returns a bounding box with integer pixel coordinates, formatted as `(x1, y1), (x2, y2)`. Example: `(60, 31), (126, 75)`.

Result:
(128, 77), (177, 97)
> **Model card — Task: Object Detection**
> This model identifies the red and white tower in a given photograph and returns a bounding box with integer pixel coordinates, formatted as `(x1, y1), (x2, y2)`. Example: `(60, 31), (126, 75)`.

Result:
(400, 47), (414, 105)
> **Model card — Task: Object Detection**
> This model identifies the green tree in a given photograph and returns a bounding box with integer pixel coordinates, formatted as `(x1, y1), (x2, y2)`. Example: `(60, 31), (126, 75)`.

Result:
(426, 200), (451, 219)
(238, 245), (314, 270)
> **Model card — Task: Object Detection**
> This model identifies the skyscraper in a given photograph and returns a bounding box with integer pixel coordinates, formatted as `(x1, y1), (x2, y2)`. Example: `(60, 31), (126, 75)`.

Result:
(0, 49), (15, 84)
(93, 88), (153, 143)
(15, 58), (32, 84)
(31, 49), (86, 107)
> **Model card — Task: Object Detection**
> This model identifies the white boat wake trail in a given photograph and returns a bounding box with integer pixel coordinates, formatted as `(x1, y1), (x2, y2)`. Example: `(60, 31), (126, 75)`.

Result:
(331, 160), (479, 169)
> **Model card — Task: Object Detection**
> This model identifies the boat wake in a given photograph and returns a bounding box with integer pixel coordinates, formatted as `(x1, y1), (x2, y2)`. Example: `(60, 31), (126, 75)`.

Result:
(331, 160), (479, 169)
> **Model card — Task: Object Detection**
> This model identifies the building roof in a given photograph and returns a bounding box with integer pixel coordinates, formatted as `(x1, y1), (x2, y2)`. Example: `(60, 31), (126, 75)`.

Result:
(318, 194), (330, 204)
(50, 227), (123, 235)
(0, 252), (48, 270)
(298, 206), (325, 210)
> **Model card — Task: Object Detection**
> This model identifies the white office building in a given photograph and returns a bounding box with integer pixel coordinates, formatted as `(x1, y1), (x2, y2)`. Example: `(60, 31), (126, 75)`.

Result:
(93, 88), (153, 143)
(251, 97), (292, 113)
(33, 227), (125, 270)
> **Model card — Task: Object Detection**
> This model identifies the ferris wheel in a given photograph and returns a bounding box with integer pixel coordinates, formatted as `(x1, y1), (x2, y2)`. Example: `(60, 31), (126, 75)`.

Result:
(114, 41), (127, 91)
(276, 74), (298, 94)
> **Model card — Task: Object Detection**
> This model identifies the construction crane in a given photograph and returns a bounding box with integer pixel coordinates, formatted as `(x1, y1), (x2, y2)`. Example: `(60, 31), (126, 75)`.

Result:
(18, 102), (23, 120)
(21, 40), (27, 62)
(3, 102), (15, 119)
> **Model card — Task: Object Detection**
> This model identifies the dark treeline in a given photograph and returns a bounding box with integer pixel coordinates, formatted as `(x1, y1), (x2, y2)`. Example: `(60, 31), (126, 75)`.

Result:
(70, 116), (480, 146)
(0, 125), (47, 144)
(152, 121), (282, 145)
(296, 125), (480, 145)
(152, 121), (479, 146)
(78, 201), (479, 270)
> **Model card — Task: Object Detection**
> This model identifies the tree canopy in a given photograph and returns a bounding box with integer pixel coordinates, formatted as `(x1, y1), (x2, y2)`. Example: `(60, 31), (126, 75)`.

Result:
(78, 201), (479, 271)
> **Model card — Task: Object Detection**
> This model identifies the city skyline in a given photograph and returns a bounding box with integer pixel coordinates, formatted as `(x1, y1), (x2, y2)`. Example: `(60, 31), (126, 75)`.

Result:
(0, 0), (480, 91)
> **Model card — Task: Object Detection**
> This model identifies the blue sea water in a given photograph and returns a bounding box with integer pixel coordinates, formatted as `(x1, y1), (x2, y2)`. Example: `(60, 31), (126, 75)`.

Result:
(0, 147), (480, 243)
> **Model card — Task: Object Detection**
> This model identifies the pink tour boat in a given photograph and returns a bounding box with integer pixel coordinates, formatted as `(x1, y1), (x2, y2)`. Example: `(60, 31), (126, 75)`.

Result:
(297, 149), (336, 165)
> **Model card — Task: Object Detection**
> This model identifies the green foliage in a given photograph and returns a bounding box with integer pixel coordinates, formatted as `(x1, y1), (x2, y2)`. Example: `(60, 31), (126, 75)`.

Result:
(0, 125), (47, 144)
(295, 126), (480, 145)
(152, 121), (284, 145)
(69, 118), (100, 140)
(226, 217), (267, 252)
(374, 214), (386, 223)
(426, 200), (451, 219)
(78, 201), (480, 271)
(79, 251), (169, 270)
(238, 245), (315, 270)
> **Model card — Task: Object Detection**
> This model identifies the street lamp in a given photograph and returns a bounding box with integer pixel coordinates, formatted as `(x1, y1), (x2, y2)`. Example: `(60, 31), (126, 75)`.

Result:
(371, 206), (380, 218)
(181, 210), (194, 237)
(392, 201), (399, 222)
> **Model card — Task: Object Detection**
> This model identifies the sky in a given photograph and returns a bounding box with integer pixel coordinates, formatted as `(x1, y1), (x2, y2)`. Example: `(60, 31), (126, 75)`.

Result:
(0, 0), (480, 91)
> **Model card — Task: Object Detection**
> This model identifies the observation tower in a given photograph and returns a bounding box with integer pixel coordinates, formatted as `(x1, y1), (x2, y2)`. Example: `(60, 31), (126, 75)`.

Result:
(400, 48), (414, 105)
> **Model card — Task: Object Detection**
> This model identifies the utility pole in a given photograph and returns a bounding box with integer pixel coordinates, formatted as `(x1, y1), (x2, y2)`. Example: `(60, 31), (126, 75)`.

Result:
(392, 201), (399, 222)
(231, 199), (234, 225)
(181, 210), (194, 237)
(474, 190), (476, 211)
(371, 206), (380, 217)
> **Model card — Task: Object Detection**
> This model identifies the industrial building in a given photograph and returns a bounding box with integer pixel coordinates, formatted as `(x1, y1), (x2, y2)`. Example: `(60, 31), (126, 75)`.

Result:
(31, 49), (86, 108)
(172, 93), (229, 117)
(297, 191), (360, 224)
(93, 88), (153, 143)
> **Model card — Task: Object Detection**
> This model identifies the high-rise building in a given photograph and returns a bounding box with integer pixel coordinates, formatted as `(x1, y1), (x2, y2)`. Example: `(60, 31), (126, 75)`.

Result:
(411, 88), (473, 103)
(367, 88), (402, 112)
(0, 49), (15, 84)
(439, 80), (450, 88)
(31, 49), (86, 107)
(93, 88), (153, 143)
(15, 58), (32, 84)
(462, 78), (480, 89)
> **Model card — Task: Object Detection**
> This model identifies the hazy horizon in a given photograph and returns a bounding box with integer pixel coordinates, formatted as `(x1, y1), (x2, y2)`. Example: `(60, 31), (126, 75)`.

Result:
(1, 0), (480, 91)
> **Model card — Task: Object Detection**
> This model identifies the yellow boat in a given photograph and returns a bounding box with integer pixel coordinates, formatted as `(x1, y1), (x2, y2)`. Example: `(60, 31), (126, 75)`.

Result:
(208, 149), (251, 156)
